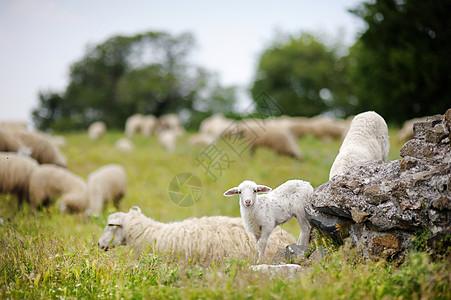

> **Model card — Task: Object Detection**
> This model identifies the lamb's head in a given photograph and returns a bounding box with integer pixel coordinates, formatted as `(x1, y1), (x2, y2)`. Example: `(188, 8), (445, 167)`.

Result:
(223, 180), (271, 208)
(98, 211), (128, 251)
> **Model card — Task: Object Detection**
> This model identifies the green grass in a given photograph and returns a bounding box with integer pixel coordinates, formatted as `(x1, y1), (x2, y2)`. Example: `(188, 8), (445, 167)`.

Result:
(1, 129), (449, 299)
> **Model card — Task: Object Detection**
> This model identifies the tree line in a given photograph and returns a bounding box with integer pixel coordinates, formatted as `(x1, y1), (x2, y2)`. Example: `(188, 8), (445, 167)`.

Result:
(33, 0), (451, 131)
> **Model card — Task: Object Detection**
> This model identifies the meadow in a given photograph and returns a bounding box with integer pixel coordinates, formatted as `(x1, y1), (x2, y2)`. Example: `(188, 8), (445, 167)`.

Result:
(0, 128), (449, 299)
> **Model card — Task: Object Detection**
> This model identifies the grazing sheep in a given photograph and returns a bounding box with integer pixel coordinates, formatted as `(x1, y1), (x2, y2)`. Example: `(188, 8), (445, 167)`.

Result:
(329, 111), (389, 180)
(141, 115), (157, 137)
(241, 122), (303, 160)
(397, 116), (429, 142)
(0, 152), (38, 207)
(223, 179), (314, 259)
(158, 130), (179, 153)
(114, 138), (134, 153)
(188, 133), (216, 147)
(86, 164), (127, 216)
(155, 114), (184, 135)
(88, 121), (107, 140)
(199, 114), (235, 138)
(98, 207), (296, 264)
(0, 121), (28, 131)
(13, 130), (67, 167)
(0, 129), (22, 152)
(125, 114), (144, 137)
(29, 164), (88, 213)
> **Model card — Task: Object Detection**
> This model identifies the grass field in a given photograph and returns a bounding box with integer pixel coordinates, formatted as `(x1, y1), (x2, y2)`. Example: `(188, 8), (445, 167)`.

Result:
(0, 129), (449, 299)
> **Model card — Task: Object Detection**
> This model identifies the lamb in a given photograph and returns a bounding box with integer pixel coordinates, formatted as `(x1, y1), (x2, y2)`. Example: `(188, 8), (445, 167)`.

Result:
(86, 164), (127, 216)
(241, 122), (303, 160)
(155, 114), (185, 135)
(0, 129), (22, 152)
(223, 179), (314, 259)
(199, 114), (235, 138)
(141, 115), (157, 137)
(98, 207), (296, 264)
(125, 114), (144, 137)
(158, 130), (179, 153)
(29, 164), (88, 213)
(329, 111), (389, 180)
(0, 152), (38, 207)
(88, 121), (107, 140)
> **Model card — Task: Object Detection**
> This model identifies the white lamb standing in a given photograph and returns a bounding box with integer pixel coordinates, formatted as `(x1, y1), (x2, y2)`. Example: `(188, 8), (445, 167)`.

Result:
(98, 207), (296, 264)
(88, 121), (107, 140)
(86, 164), (127, 216)
(223, 179), (314, 260)
(329, 111), (390, 180)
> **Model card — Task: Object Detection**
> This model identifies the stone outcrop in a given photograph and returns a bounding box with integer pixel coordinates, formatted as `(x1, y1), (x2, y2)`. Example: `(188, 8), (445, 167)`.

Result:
(306, 109), (451, 259)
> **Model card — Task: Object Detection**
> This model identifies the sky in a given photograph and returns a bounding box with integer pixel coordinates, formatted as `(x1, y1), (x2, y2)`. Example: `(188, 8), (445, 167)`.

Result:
(0, 0), (364, 127)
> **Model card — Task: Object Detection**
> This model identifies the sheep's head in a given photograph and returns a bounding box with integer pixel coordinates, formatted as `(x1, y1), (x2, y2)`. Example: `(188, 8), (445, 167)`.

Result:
(98, 212), (128, 251)
(223, 180), (271, 208)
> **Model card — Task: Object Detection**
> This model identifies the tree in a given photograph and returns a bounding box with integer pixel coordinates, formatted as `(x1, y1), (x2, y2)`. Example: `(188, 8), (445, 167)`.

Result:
(250, 33), (352, 117)
(32, 31), (237, 131)
(349, 0), (451, 124)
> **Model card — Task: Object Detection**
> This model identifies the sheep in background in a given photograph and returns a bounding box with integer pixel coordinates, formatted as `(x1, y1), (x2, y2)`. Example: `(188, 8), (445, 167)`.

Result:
(155, 114), (184, 135)
(224, 179), (313, 260)
(125, 114), (144, 137)
(29, 164), (88, 213)
(0, 152), (38, 207)
(329, 111), (389, 180)
(397, 116), (429, 142)
(88, 121), (107, 140)
(0, 129), (22, 152)
(86, 164), (127, 216)
(189, 133), (216, 147)
(98, 207), (296, 264)
(114, 138), (134, 153)
(199, 114), (235, 138)
(13, 130), (67, 167)
(158, 130), (179, 153)
(141, 115), (157, 137)
(0, 121), (28, 131)
(241, 122), (303, 160)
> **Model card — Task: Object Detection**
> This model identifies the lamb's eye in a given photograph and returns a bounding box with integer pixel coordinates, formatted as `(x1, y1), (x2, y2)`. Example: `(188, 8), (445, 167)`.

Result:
(238, 191), (241, 194)
(253, 189), (257, 193)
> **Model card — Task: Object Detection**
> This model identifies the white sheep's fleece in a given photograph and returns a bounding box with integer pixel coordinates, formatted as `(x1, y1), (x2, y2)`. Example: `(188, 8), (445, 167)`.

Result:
(86, 164), (127, 215)
(0, 152), (38, 205)
(100, 207), (295, 265)
(29, 164), (88, 213)
(329, 111), (389, 180)
(88, 121), (107, 140)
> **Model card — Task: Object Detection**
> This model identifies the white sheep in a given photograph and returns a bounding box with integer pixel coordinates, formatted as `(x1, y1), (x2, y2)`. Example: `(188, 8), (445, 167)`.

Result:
(88, 121), (107, 140)
(199, 114), (235, 138)
(188, 133), (217, 147)
(155, 114), (185, 135)
(114, 138), (134, 153)
(223, 179), (314, 259)
(158, 129), (179, 152)
(329, 111), (390, 180)
(141, 115), (157, 137)
(29, 164), (88, 213)
(86, 164), (127, 216)
(125, 114), (144, 137)
(397, 116), (428, 142)
(98, 207), (296, 264)
(241, 122), (303, 160)
(0, 152), (38, 207)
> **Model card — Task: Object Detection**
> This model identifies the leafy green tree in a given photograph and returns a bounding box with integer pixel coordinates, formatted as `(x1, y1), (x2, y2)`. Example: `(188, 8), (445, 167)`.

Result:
(32, 31), (236, 131)
(349, 0), (451, 123)
(251, 33), (351, 117)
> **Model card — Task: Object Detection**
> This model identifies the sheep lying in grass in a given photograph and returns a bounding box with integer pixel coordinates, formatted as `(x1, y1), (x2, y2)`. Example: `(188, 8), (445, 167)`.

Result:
(397, 116), (429, 142)
(88, 121), (107, 140)
(114, 138), (134, 153)
(0, 152), (38, 207)
(98, 207), (296, 264)
(224, 179), (313, 260)
(29, 164), (88, 213)
(86, 164), (127, 216)
(329, 111), (389, 180)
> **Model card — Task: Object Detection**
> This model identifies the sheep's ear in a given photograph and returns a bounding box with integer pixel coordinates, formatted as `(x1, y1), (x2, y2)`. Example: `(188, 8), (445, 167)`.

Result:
(256, 185), (271, 193)
(223, 187), (239, 196)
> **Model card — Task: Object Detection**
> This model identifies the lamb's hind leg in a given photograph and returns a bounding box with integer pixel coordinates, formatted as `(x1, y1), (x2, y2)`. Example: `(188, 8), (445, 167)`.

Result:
(296, 215), (311, 246)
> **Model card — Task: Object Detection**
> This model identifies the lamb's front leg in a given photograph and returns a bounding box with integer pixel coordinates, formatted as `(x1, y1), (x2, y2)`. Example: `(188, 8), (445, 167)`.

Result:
(296, 215), (312, 246)
(256, 230), (271, 262)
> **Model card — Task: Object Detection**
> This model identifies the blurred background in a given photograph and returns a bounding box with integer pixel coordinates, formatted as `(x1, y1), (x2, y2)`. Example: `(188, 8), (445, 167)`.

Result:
(0, 0), (449, 131)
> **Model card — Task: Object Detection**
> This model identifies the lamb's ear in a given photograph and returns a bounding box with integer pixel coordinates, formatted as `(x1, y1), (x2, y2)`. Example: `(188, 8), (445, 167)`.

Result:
(223, 187), (239, 196)
(256, 185), (271, 193)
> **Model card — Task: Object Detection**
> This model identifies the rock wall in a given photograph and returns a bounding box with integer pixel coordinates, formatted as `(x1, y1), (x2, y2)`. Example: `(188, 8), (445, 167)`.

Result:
(306, 109), (451, 259)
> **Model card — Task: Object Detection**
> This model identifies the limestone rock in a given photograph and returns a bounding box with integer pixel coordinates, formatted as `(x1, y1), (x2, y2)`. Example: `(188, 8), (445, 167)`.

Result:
(307, 109), (451, 259)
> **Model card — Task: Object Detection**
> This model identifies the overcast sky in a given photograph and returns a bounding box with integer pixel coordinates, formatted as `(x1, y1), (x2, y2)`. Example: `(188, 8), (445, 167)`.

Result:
(0, 0), (364, 127)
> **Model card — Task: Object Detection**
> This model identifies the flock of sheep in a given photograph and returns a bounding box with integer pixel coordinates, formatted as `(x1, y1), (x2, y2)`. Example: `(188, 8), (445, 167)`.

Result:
(2, 110), (423, 266)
